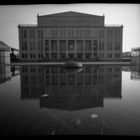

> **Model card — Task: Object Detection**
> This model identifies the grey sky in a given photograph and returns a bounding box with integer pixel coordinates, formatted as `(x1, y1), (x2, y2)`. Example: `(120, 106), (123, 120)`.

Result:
(0, 4), (140, 52)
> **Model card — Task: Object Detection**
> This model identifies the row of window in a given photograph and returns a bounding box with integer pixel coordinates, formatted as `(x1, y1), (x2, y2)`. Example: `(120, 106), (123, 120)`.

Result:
(21, 30), (43, 39)
(21, 29), (121, 39)
(21, 66), (120, 74)
(22, 72), (121, 86)
(21, 40), (121, 51)
(22, 53), (43, 58)
(21, 52), (120, 59)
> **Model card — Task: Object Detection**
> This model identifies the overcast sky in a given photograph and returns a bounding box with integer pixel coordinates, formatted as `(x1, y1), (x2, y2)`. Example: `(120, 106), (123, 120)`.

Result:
(0, 4), (140, 52)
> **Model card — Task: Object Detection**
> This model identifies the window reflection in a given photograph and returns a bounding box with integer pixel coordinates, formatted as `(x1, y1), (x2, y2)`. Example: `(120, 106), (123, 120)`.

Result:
(20, 65), (122, 111)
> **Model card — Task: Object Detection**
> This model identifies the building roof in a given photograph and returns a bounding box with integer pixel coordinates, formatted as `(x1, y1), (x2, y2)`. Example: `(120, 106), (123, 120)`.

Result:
(38, 11), (104, 18)
(0, 41), (11, 51)
(18, 24), (37, 28)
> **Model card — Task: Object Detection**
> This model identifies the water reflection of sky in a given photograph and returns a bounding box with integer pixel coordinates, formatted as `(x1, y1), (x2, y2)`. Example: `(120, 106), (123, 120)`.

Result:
(0, 64), (140, 135)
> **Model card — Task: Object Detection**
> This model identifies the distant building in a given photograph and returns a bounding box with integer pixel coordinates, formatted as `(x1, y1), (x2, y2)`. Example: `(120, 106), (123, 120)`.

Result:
(131, 47), (140, 65)
(18, 11), (123, 62)
(122, 52), (131, 58)
(0, 41), (11, 64)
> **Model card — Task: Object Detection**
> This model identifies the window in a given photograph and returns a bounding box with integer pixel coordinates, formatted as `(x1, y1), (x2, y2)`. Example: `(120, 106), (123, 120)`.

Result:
(22, 54), (24, 58)
(60, 53), (66, 59)
(51, 40), (57, 51)
(45, 40), (49, 51)
(85, 53), (91, 60)
(76, 40), (83, 51)
(68, 53), (75, 59)
(38, 30), (43, 38)
(45, 53), (49, 59)
(102, 41), (104, 50)
(110, 42), (112, 50)
(99, 30), (102, 38)
(38, 40), (43, 50)
(68, 40), (75, 51)
(107, 53), (112, 58)
(33, 54), (36, 58)
(30, 42), (32, 50)
(60, 30), (65, 37)
(107, 30), (109, 38)
(52, 30), (57, 37)
(60, 40), (66, 52)
(93, 40), (97, 47)
(77, 53), (83, 60)
(85, 40), (92, 51)
(33, 42), (35, 50)
(21, 30), (24, 38)
(24, 42), (27, 50)
(30, 30), (35, 38)
(21, 42), (24, 50)
(99, 41), (101, 50)
(102, 30), (104, 38)
(51, 53), (57, 60)
(24, 30), (27, 38)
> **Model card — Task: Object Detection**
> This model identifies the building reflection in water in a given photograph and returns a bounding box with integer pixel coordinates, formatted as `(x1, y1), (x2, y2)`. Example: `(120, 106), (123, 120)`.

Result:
(20, 65), (122, 111)
(122, 65), (140, 80)
(0, 65), (20, 85)
(130, 66), (140, 80)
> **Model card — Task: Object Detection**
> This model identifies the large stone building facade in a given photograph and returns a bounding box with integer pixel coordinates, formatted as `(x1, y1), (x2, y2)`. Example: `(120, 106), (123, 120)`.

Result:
(18, 11), (123, 62)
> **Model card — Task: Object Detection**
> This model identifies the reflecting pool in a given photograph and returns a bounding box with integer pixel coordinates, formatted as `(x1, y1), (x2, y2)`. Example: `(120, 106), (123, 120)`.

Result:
(0, 64), (140, 135)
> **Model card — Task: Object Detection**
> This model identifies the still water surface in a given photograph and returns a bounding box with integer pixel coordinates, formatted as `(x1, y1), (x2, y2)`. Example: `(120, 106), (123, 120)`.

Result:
(0, 64), (140, 135)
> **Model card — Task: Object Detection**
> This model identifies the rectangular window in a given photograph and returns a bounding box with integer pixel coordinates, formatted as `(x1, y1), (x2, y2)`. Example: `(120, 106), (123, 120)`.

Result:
(45, 40), (49, 46)
(68, 40), (75, 51)
(41, 30), (43, 38)
(38, 30), (40, 38)
(24, 42), (27, 50)
(33, 42), (35, 50)
(60, 53), (66, 60)
(30, 42), (32, 50)
(21, 30), (24, 38)
(45, 40), (49, 51)
(99, 41), (101, 50)
(93, 40), (97, 47)
(51, 53), (57, 60)
(38, 30), (43, 38)
(33, 30), (35, 38)
(99, 30), (102, 38)
(51, 40), (58, 51)
(102, 41), (104, 50)
(77, 53), (83, 60)
(24, 30), (27, 38)
(60, 40), (66, 52)
(85, 40), (92, 51)
(76, 40), (83, 51)
(45, 53), (49, 59)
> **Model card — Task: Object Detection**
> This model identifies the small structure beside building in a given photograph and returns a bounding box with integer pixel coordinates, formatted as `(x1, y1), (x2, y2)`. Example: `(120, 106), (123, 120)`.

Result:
(131, 47), (140, 65)
(10, 47), (19, 62)
(121, 51), (131, 62)
(0, 41), (11, 64)
(0, 65), (11, 84)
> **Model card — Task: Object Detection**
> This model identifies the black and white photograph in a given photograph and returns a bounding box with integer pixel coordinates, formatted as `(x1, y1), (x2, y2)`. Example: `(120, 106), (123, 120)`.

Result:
(0, 3), (140, 136)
